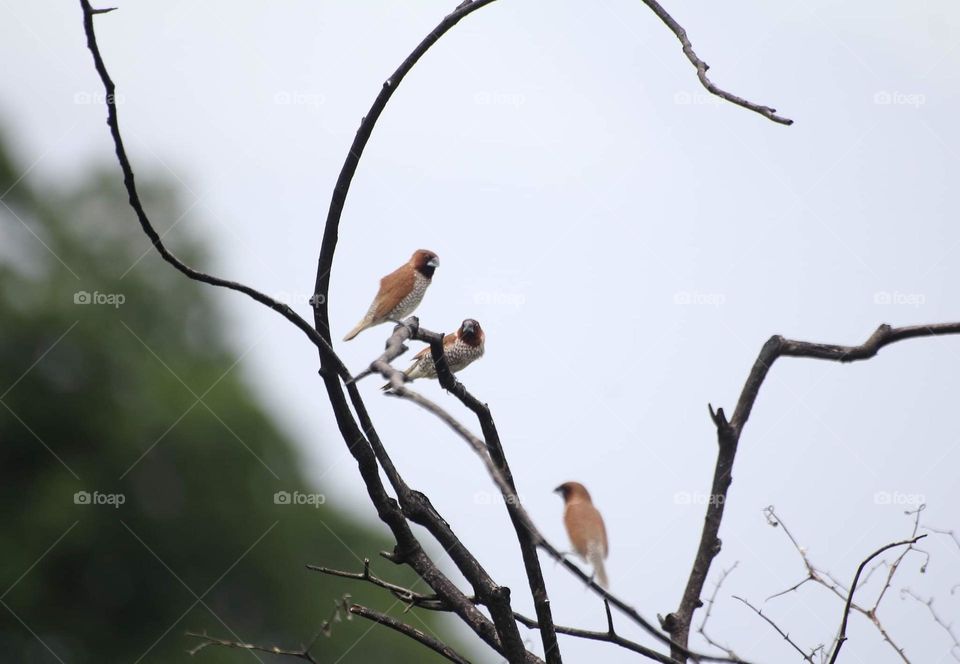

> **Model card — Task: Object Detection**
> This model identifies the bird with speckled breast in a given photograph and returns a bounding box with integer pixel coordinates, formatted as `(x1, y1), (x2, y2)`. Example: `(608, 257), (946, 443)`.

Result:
(555, 481), (609, 588)
(343, 249), (439, 341)
(383, 319), (485, 389)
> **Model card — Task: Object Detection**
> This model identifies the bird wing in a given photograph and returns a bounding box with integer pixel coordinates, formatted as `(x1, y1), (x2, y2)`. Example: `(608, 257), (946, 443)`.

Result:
(370, 264), (415, 321)
(411, 332), (457, 361)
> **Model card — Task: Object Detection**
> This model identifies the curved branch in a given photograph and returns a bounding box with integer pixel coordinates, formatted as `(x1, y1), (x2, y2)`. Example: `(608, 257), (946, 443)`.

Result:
(311, 0), (500, 331)
(77, 0), (348, 380)
(638, 0), (793, 125)
(307, 2), (545, 660)
(828, 536), (927, 664)
(730, 323), (960, 436)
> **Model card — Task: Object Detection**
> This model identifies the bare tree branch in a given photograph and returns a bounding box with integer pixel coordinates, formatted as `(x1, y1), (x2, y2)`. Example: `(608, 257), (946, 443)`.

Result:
(305, 1), (547, 658)
(186, 631), (318, 663)
(899, 589), (960, 662)
(697, 563), (740, 659)
(732, 596), (815, 663)
(348, 603), (472, 664)
(664, 324), (960, 661)
(637, 0), (793, 125)
(310, 562), (678, 664)
(827, 535), (927, 664)
(367, 321), (751, 664)
(764, 507), (938, 664)
(81, 0), (955, 661)
(185, 595), (355, 663)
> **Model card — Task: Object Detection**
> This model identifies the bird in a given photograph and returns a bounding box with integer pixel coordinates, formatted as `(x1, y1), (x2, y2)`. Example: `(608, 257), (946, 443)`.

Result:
(383, 319), (485, 389)
(554, 481), (609, 588)
(343, 249), (440, 341)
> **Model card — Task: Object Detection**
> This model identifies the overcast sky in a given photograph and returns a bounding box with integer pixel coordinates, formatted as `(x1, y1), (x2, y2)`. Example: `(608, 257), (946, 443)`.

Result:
(4, 1), (960, 662)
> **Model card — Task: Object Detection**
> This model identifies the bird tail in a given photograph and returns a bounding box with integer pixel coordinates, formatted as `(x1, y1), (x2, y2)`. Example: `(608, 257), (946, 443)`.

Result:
(588, 548), (609, 589)
(343, 320), (368, 341)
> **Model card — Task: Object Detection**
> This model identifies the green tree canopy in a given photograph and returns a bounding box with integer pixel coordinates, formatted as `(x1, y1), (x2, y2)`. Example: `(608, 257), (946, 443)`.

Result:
(0, 129), (459, 663)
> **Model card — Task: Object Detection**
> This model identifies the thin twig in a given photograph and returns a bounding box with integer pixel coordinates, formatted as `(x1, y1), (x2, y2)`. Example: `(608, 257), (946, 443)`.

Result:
(733, 595), (814, 663)
(697, 563), (740, 659)
(766, 506), (922, 663)
(185, 595), (354, 662)
(349, 603), (472, 664)
(900, 588), (960, 662)
(186, 632), (319, 663)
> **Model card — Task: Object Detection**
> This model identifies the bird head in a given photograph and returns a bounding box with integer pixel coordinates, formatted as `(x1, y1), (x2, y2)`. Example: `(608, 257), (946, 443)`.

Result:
(458, 319), (484, 346)
(554, 481), (591, 503)
(411, 249), (440, 278)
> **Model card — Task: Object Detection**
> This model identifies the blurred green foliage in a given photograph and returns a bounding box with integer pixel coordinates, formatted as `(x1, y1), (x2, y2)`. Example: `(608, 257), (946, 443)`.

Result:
(0, 131), (458, 663)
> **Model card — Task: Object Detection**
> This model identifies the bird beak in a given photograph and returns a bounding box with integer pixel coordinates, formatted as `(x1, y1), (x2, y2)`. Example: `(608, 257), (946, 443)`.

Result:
(462, 320), (476, 335)
(427, 256), (440, 268)
(552, 486), (563, 495)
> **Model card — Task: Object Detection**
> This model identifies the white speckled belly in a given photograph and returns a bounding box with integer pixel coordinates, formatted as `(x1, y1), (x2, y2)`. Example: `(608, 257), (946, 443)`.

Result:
(388, 271), (430, 320)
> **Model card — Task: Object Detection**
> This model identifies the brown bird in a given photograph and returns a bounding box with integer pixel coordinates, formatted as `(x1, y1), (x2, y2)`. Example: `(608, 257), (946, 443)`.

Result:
(554, 481), (609, 588)
(343, 249), (440, 341)
(383, 319), (485, 389)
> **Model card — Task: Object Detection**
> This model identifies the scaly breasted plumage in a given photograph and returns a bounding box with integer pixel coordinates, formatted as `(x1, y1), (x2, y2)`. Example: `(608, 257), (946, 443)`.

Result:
(343, 249), (439, 341)
(383, 319), (485, 389)
(554, 481), (609, 588)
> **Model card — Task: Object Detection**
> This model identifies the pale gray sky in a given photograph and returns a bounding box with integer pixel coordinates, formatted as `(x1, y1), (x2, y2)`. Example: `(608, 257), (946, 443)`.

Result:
(3, 1), (960, 662)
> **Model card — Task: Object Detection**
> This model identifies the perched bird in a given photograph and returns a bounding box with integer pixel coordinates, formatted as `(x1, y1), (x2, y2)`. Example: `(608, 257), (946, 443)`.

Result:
(384, 319), (485, 389)
(554, 481), (609, 588)
(343, 249), (440, 341)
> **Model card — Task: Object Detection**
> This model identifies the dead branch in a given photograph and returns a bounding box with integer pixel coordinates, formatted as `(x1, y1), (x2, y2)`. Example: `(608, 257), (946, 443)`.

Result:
(697, 563), (740, 659)
(899, 589), (960, 662)
(732, 596), (814, 663)
(185, 594), (354, 662)
(637, 0), (793, 124)
(828, 535), (927, 664)
(664, 325), (960, 661)
(348, 603), (472, 664)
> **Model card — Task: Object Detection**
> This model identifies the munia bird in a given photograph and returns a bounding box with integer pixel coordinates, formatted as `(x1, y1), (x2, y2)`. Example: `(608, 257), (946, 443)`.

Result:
(343, 249), (440, 341)
(383, 319), (485, 389)
(554, 481), (609, 589)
